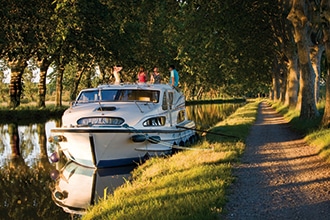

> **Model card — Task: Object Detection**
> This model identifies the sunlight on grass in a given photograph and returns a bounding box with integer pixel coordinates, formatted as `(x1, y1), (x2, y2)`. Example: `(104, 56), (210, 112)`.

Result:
(82, 101), (261, 220)
(270, 101), (322, 133)
(84, 150), (233, 220)
(305, 129), (330, 161)
(270, 100), (330, 162)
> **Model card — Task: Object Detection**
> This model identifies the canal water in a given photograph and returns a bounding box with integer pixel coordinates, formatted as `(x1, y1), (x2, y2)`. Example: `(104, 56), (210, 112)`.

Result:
(0, 103), (243, 219)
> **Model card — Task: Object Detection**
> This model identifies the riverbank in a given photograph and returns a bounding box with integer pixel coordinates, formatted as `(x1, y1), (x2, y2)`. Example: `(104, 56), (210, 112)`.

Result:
(82, 100), (260, 219)
(0, 105), (67, 124)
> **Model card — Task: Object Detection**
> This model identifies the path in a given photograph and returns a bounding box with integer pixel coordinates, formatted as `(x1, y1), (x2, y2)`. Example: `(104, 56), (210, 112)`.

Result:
(222, 102), (330, 220)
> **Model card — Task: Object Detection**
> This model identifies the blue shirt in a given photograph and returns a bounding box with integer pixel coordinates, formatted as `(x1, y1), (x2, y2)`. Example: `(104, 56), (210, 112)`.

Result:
(170, 69), (179, 87)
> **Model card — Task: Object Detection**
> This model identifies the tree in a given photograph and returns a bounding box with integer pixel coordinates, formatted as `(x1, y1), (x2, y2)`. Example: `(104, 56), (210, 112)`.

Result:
(34, 0), (57, 108)
(0, 0), (57, 108)
(288, 0), (319, 119)
(4, 0), (324, 105)
(321, 0), (330, 127)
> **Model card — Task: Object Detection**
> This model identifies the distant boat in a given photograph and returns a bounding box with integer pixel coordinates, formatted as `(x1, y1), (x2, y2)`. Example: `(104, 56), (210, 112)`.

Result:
(50, 83), (197, 168)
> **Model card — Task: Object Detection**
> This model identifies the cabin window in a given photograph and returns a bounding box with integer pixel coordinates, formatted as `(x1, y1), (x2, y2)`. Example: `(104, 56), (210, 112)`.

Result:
(100, 90), (118, 101)
(177, 110), (186, 123)
(162, 92), (173, 110)
(77, 117), (124, 126)
(114, 90), (159, 102)
(77, 89), (160, 103)
(143, 117), (166, 127)
(77, 91), (99, 102)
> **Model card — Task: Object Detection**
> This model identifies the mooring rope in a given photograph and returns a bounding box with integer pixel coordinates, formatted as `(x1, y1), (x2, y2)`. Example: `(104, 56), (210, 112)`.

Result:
(122, 124), (212, 151)
(176, 125), (239, 139)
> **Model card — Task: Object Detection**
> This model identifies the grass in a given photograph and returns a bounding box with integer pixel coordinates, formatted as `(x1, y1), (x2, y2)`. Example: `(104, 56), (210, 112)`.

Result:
(82, 100), (260, 220)
(271, 101), (323, 134)
(270, 100), (330, 162)
(305, 129), (330, 162)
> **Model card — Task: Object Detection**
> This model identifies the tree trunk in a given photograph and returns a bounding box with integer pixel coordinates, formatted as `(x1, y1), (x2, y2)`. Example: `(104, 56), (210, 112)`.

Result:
(37, 123), (47, 158)
(55, 64), (64, 107)
(280, 66), (287, 102)
(196, 86), (203, 100)
(86, 69), (92, 88)
(98, 65), (106, 85)
(8, 59), (27, 108)
(71, 66), (87, 101)
(321, 0), (330, 127)
(322, 68), (330, 127)
(8, 123), (20, 158)
(37, 58), (52, 108)
(310, 44), (325, 103)
(288, 0), (319, 119)
(285, 52), (300, 108)
(271, 64), (281, 101)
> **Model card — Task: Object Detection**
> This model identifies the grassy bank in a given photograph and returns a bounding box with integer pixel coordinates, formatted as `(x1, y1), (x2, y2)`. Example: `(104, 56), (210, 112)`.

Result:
(0, 105), (67, 124)
(271, 101), (330, 163)
(82, 100), (260, 220)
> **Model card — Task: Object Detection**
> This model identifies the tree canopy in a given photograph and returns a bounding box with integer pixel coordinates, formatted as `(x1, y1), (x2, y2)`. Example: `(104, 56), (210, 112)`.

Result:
(1, 0), (330, 124)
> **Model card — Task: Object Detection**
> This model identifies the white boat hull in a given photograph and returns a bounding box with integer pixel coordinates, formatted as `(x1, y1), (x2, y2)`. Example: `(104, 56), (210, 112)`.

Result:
(51, 124), (196, 168)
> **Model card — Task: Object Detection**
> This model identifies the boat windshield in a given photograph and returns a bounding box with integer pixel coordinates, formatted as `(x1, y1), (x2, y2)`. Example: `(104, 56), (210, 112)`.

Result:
(76, 89), (160, 103)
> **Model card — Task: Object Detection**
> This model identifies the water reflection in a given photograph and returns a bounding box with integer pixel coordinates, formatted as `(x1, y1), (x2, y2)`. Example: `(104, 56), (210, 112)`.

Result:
(186, 103), (243, 131)
(0, 122), (68, 220)
(0, 122), (57, 167)
(50, 161), (135, 216)
(0, 103), (243, 219)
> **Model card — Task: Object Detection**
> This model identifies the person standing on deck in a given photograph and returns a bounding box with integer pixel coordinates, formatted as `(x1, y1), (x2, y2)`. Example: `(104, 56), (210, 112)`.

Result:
(169, 65), (179, 87)
(137, 66), (147, 83)
(150, 66), (162, 84)
(113, 65), (123, 84)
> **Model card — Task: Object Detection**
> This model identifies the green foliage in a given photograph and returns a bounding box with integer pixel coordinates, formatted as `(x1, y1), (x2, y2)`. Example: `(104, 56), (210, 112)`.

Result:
(0, 1), (280, 105)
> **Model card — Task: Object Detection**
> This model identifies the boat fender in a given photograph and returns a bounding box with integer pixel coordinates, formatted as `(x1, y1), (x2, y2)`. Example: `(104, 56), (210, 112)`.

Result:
(54, 190), (68, 200)
(48, 135), (67, 143)
(50, 169), (60, 180)
(148, 136), (161, 144)
(189, 136), (194, 144)
(194, 133), (200, 142)
(131, 135), (146, 142)
(49, 152), (59, 163)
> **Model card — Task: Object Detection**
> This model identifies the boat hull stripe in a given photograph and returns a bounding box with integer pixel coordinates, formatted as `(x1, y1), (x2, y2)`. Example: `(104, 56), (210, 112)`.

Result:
(51, 128), (194, 134)
(89, 135), (97, 167)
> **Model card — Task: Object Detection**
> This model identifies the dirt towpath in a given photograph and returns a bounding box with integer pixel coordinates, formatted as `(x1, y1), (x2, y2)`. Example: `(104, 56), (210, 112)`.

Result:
(222, 102), (330, 220)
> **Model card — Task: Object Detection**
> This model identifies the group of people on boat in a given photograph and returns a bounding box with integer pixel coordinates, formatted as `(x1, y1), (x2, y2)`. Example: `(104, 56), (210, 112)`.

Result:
(112, 65), (179, 87)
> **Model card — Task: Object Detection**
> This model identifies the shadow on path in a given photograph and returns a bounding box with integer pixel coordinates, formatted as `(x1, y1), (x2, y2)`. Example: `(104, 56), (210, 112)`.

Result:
(222, 102), (330, 220)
